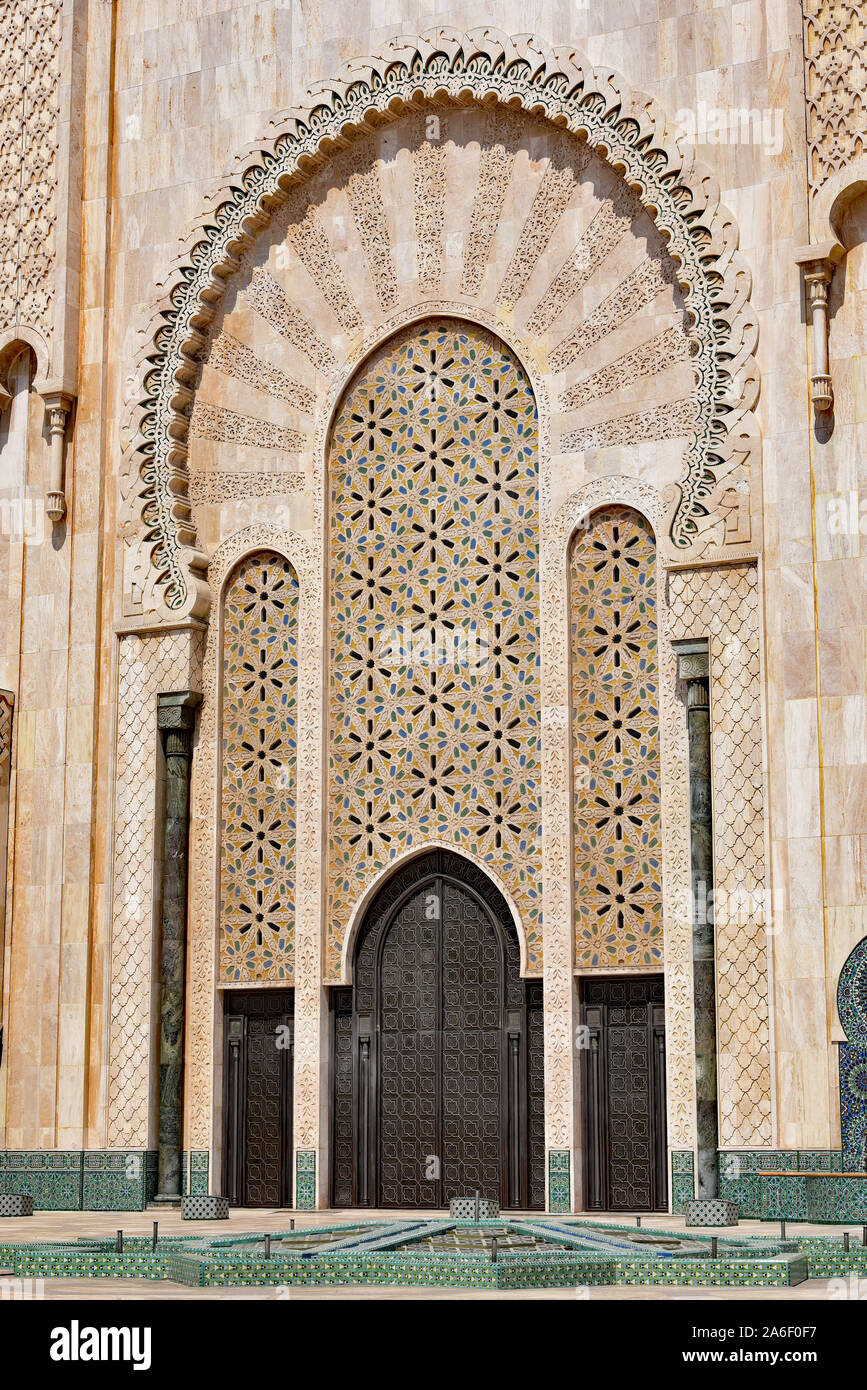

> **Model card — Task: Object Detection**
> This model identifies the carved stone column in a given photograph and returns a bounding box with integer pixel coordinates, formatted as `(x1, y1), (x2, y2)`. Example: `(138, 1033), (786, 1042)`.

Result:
(153, 691), (201, 1205)
(676, 642), (718, 1198)
(41, 391), (73, 523)
(795, 242), (845, 415)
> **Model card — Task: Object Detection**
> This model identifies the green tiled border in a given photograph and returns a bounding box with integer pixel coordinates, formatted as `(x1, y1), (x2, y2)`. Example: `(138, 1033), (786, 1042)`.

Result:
(547, 1150), (570, 1213)
(295, 1150), (316, 1209)
(0, 1151), (158, 1211)
(670, 1149), (695, 1214)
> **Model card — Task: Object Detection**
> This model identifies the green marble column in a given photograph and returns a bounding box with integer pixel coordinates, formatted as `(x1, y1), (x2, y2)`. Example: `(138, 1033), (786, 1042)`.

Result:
(676, 644), (718, 1199)
(153, 691), (201, 1206)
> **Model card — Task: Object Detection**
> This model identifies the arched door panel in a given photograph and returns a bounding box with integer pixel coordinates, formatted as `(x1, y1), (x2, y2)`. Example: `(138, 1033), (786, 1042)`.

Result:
(331, 850), (544, 1210)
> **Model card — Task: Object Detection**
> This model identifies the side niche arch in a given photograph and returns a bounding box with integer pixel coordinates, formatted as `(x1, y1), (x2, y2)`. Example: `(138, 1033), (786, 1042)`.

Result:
(219, 548), (299, 983)
(569, 504), (663, 971)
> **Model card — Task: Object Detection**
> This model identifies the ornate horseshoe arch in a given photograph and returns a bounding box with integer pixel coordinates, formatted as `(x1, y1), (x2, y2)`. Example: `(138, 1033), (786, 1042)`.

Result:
(118, 26), (760, 625)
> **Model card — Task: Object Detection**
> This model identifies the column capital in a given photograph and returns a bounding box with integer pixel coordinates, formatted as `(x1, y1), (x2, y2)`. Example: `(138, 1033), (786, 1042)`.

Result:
(673, 639), (709, 683)
(157, 690), (202, 732)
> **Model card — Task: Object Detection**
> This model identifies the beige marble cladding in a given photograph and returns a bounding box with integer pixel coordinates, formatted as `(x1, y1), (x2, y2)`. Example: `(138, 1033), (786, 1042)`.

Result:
(1, 1), (864, 1205)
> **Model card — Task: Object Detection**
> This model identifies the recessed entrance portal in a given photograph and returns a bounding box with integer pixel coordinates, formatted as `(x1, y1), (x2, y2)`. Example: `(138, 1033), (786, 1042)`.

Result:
(223, 990), (294, 1207)
(581, 976), (667, 1212)
(331, 851), (544, 1210)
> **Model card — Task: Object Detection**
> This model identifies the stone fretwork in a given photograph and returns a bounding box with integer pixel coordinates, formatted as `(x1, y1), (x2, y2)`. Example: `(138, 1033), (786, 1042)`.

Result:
(667, 566), (772, 1149)
(803, 1), (867, 198)
(0, 0), (60, 348)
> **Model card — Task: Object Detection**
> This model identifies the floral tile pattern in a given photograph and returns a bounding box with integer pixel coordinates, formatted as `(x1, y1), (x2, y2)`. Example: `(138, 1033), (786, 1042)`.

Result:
(220, 552), (299, 981)
(570, 507), (662, 967)
(327, 319), (542, 974)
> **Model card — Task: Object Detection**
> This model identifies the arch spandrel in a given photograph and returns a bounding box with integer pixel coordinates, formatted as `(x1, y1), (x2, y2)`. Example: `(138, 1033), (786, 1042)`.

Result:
(118, 29), (761, 624)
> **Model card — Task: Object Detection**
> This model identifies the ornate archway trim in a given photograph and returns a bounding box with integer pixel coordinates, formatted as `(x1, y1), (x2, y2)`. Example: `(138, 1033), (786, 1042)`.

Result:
(121, 26), (760, 620)
(336, 840), (530, 985)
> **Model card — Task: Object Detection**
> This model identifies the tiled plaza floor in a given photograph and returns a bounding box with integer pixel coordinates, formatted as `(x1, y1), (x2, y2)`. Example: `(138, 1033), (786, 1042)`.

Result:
(0, 1208), (860, 1299)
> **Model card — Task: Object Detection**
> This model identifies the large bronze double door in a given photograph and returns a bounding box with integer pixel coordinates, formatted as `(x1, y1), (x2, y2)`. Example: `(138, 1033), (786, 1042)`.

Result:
(332, 851), (545, 1210)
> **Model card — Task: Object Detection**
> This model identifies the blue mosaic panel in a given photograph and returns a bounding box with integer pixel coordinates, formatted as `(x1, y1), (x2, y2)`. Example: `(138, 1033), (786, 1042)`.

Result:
(547, 1150), (571, 1213)
(327, 319), (541, 977)
(570, 508), (662, 967)
(220, 552), (299, 982)
(840, 1042), (867, 1171)
(296, 1149), (316, 1210)
(838, 936), (867, 1046)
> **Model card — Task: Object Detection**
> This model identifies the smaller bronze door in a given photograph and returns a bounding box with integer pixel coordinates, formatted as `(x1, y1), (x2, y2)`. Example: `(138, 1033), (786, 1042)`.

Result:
(223, 990), (294, 1207)
(582, 976), (667, 1212)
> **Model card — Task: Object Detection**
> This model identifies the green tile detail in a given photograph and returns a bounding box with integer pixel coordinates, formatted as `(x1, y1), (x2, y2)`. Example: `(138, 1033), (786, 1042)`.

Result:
(670, 1149), (695, 1213)
(547, 1150), (570, 1213)
(295, 1150), (316, 1209)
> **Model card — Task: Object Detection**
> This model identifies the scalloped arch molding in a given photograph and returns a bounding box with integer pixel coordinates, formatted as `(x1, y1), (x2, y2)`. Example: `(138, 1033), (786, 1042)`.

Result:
(120, 27), (760, 622)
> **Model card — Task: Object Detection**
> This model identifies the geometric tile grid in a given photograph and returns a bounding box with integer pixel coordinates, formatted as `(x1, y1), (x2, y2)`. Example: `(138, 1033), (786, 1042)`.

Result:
(220, 553), (299, 982)
(547, 1150), (571, 1213)
(295, 1150), (316, 1210)
(837, 937), (867, 1047)
(327, 319), (541, 974)
(839, 1043), (867, 1172)
(667, 565), (772, 1148)
(570, 507), (663, 968)
(685, 1198), (739, 1227)
(0, 1151), (158, 1211)
(670, 1149), (696, 1214)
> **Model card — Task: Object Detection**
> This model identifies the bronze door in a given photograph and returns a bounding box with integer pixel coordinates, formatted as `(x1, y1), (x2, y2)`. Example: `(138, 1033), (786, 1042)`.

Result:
(582, 976), (667, 1212)
(223, 990), (294, 1207)
(331, 850), (544, 1209)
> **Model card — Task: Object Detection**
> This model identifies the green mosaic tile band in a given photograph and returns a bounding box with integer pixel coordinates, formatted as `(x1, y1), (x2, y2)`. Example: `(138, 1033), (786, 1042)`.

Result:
(295, 1150), (316, 1209)
(670, 1149), (695, 1214)
(547, 1150), (570, 1213)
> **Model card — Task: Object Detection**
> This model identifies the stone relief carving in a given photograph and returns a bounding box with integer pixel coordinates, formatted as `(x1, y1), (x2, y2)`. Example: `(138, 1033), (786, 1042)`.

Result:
(0, 0), (59, 352)
(803, 1), (866, 197)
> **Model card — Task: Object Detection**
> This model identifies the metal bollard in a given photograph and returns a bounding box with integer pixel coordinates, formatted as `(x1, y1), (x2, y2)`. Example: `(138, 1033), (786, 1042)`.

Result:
(491, 1237), (498, 1264)
(152, 1221), (159, 1251)
(711, 1237), (718, 1258)
(264, 1234), (271, 1260)
(636, 1215), (641, 1228)
(780, 1221), (786, 1240)
(474, 1190), (480, 1222)
(843, 1231), (850, 1252)
(116, 1229), (123, 1254)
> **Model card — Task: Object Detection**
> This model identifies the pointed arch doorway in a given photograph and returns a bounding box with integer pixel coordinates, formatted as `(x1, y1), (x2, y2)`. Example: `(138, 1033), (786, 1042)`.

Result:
(331, 851), (545, 1210)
